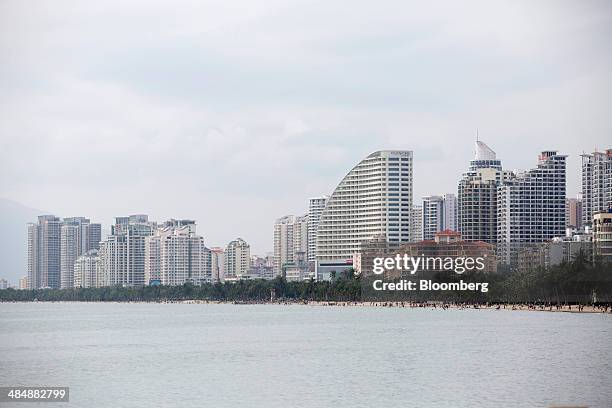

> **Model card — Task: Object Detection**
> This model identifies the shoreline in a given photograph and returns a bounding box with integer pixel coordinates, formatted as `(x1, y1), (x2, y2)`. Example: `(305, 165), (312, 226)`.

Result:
(1, 299), (611, 314)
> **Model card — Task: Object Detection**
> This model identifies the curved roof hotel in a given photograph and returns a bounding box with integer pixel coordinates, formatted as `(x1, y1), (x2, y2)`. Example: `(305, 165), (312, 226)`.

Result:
(316, 150), (413, 280)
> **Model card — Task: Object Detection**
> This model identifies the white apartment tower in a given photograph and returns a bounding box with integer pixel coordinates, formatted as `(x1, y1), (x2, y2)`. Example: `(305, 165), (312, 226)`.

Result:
(307, 196), (329, 263)
(497, 151), (567, 265)
(60, 223), (79, 289)
(28, 215), (100, 289)
(99, 215), (154, 287)
(60, 217), (101, 289)
(224, 238), (250, 279)
(144, 220), (212, 286)
(410, 205), (423, 242)
(273, 214), (308, 276)
(74, 249), (103, 288)
(422, 196), (443, 240)
(581, 149), (612, 226)
(316, 150), (413, 278)
(27, 215), (62, 289)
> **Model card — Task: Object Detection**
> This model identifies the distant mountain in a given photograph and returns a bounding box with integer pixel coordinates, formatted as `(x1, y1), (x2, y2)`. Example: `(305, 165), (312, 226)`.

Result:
(0, 198), (47, 286)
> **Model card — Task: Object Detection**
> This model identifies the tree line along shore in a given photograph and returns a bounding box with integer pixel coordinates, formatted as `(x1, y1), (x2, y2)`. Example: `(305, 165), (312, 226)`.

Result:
(1, 254), (611, 305)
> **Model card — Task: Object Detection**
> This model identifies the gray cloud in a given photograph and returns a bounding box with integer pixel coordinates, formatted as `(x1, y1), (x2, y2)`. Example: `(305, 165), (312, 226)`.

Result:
(1, 0), (611, 254)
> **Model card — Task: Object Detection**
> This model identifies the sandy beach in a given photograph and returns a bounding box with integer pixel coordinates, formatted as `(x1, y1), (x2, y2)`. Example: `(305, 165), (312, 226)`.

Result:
(163, 299), (612, 314)
(3, 299), (611, 314)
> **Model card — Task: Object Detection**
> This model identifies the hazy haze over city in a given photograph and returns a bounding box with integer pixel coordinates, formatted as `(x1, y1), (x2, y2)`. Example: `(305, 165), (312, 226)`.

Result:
(1, 0), (611, 269)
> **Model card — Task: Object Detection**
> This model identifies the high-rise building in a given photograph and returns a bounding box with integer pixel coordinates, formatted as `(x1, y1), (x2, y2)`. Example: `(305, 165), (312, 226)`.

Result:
(294, 214), (308, 261)
(442, 193), (458, 232)
(19, 277), (28, 290)
(60, 217), (101, 289)
(422, 196), (443, 241)
(145, 221), (211, 286)
(422, 194), (458, 240)
(210, 247), (225, 282)
(274, 215), (294, 276)
(0, 279), (8, 289)
(224, 238), (250, 279)
(593, 210), (612, 263)
(273, 214), (308, 276)
(60, 224), (79, 289)
(581, 153), (593, 227)
(458, 141), (512, 245)
(497, 151), (567, 265)
(100, 215), (154, 287)
(316, 150), (413, 279)
(581, 149), (612, 226)
(74, 249), (103, 288)
(566, 197), (583, 229)
(307, 196), (328, 263)
(410, 205), (423, 242)
(27, 215), (62, 289)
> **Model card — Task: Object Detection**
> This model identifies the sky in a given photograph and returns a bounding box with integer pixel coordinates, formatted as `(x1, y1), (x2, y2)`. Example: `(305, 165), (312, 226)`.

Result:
(0, 0), (611, 255)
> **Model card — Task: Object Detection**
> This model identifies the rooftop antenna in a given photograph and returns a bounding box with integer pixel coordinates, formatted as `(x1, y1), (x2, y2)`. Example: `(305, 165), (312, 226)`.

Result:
(476, 129), (479, 142)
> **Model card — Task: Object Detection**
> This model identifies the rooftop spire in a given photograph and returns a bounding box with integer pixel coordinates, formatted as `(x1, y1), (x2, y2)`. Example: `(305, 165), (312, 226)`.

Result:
(474, 140), (496, 161)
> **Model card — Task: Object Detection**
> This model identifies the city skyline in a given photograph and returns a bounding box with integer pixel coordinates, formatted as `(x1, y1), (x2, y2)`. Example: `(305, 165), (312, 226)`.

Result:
(1, 143), (596, 258)
(2, 142), (608, 284)
(15, 140), (611, 289)
(1, 0), (611, 258)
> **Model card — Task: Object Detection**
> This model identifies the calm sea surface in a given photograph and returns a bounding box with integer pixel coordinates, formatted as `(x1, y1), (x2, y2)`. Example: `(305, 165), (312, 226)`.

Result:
(1, 303), (611, 408)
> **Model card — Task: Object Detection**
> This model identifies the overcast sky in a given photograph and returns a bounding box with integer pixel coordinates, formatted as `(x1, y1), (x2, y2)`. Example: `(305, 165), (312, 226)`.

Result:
(1, 0), (611, 255)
